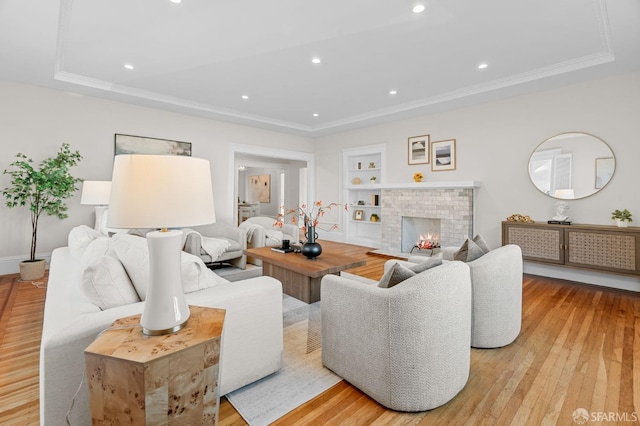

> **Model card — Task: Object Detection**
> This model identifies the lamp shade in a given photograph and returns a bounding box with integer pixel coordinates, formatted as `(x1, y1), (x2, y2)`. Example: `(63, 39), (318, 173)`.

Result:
(554, 189), (575, 200)
(108, 155), (216, 229)
(80, 181), (112, 205)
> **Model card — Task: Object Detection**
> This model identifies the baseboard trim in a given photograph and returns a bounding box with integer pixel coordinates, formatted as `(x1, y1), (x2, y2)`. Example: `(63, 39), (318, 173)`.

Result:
(0, 254), (51, 276)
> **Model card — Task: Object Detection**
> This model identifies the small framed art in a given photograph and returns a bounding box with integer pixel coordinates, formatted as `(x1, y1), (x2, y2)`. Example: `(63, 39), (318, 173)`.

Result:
(408, 135), (430, 165)
(354, 210), (364, 221)
(431, 139), (456, 171)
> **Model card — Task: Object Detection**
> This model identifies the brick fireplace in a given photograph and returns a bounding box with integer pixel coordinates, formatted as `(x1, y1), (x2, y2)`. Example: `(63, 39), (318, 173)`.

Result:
(380, 187), (474, 253)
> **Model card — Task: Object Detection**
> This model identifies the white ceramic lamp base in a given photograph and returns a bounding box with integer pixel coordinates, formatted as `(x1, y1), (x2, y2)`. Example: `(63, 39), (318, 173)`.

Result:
(141, 229), (190, 335)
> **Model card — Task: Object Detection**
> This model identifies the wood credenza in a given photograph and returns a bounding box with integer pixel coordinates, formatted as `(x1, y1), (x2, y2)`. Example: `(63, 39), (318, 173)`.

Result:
(502, 221), (640, 277)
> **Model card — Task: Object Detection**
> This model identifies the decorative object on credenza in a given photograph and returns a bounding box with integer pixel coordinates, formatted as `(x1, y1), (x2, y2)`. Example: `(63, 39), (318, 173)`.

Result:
(431, 139), (456, 171)
(80, 180), (111, 231)
(108, 154), (216, 335)
(114, 133), (191, 156)
(2, 143), (82, 281)
(408, 134), (430, 165)
(552, 200), (570, 222)
(611, 209), (633, 227)
(302, 223), (322, 259)
(506, 214), (535, 223)
(413, 172), (423, 182)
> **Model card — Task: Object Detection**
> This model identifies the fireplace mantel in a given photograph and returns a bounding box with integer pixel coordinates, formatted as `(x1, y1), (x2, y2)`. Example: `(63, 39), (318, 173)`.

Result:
(375, 181), (480, 190)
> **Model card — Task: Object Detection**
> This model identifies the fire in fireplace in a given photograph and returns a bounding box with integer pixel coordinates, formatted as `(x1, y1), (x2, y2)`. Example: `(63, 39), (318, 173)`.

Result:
(413, 233), (441, 252)
(401, 217), (442, 253)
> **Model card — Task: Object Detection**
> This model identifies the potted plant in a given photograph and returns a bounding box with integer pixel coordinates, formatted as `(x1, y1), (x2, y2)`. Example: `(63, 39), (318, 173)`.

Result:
(611, 209), (633, 227)
(370, 176), (377, 184)
(2, 143), (82, 280)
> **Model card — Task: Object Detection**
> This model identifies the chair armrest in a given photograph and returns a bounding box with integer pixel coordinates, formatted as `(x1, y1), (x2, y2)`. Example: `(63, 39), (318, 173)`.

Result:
(247, 227), (268, 249)
(189, 223), (247, 248)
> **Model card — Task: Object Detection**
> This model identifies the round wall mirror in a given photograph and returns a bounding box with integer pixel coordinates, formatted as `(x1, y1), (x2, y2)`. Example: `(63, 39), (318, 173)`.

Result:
(528, 132), (615, 200)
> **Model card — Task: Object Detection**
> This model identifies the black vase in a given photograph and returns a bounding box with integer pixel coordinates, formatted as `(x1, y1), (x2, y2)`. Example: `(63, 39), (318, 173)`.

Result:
(302, 224), (322, 259)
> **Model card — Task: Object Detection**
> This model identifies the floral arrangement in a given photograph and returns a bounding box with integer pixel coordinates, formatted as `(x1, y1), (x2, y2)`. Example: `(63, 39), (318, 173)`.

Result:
(413, 172), (423, 181)
(276, 201), (346, 231)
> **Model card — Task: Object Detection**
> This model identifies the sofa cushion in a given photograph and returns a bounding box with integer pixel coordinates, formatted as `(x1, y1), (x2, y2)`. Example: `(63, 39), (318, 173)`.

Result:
(379, 255), (443, 288)
(454, 238), (487, 262)
(472, 234), (491, 254)
(68, 225), (103, 258)
(378, 263), (416, 288)
(409, 255), (443, 273)
(81, 255), (140, 310)
(112, 233), (222, 300)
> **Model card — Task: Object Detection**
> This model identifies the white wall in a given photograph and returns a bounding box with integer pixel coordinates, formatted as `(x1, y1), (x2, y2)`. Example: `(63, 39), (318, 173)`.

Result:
(315, 71), (640, 291)
(0, 80), (314, 272)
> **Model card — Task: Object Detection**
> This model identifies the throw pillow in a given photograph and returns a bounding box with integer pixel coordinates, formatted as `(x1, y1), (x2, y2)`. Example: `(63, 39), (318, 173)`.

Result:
(112, 233), (220, 300)
(472, 234), (491, 254)
(409, 256), (443, 274)
(454, 238), (486, 262)
(81, 255), (140, 310)
(68, 225), (103, 258)
(378, 263), (416, 288)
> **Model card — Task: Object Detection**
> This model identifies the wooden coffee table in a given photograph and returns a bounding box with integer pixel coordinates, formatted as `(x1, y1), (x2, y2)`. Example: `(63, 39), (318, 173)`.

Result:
(245, 241), (366, 303)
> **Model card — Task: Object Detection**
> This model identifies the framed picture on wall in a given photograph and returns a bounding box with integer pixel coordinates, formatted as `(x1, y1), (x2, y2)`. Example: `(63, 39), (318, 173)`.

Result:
(431, 139), (456, 171)
(408, 135), (430, 165)
(114, 134), (192, 156)
(354, 210), (364, 221)
(249, 174), (271, 203)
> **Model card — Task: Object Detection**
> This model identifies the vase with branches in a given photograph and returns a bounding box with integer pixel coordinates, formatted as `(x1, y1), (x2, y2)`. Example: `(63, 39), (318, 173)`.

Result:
(2, 143), (82, 279)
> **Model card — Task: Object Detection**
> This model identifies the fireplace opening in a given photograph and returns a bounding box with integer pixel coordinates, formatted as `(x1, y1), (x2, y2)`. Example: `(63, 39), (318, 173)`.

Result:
(401, 217), (442, 253)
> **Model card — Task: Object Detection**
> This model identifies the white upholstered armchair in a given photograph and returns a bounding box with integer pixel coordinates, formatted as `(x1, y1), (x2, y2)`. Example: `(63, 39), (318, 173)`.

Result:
(183, 222), (247, 269)
(321, 261), (472, 411)
(240, 216), (299, 265)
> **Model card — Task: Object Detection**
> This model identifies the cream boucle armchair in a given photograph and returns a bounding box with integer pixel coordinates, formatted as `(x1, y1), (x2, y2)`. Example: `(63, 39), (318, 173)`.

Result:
(321, 261), (472, 411)
(385, 244), (523, 348)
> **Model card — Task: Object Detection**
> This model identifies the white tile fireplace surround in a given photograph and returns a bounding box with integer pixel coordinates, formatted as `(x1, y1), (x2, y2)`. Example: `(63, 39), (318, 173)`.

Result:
(379, 182), (478, 253)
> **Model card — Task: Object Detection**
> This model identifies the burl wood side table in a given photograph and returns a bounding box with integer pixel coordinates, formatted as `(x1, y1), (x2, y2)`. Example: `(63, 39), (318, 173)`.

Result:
(84, 306), (225, 425)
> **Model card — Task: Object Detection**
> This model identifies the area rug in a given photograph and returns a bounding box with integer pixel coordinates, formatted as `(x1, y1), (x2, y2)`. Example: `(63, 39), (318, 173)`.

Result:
(225, 296), (341, 425)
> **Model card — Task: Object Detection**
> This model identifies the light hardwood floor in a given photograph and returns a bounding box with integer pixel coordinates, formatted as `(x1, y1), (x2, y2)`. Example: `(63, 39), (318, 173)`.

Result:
(1, 247), (640, 425)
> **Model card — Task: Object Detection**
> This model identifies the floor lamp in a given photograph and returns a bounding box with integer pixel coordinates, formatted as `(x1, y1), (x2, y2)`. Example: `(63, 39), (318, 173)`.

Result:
(80, 180), (112, 232)
(107, 154), (216, 335)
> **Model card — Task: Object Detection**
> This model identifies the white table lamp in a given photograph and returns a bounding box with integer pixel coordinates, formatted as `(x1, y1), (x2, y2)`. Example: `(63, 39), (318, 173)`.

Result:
(107, 155), (216, 335)
(554, 189), (575, 199)
(80, 180), (112, 231)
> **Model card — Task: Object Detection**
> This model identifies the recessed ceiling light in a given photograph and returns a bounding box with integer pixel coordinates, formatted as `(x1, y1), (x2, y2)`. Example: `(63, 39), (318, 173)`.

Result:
(478, 63), (488, 69)
(123, 64), (134, 70)
(389, 90), (398, 95)
(170, 0), (182, 3)
(311, 57), (321, 64)
(313, 113), (319, 117)
(241, 95), (249, 100)
(413, 4), (425, 13)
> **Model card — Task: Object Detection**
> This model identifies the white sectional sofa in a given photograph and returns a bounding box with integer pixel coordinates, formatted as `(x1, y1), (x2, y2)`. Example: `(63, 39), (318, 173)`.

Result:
(40, 228), (283, 425)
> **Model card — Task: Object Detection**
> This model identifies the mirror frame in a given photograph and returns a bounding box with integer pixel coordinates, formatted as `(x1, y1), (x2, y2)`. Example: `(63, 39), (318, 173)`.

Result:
(528, 132), (615, 200)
